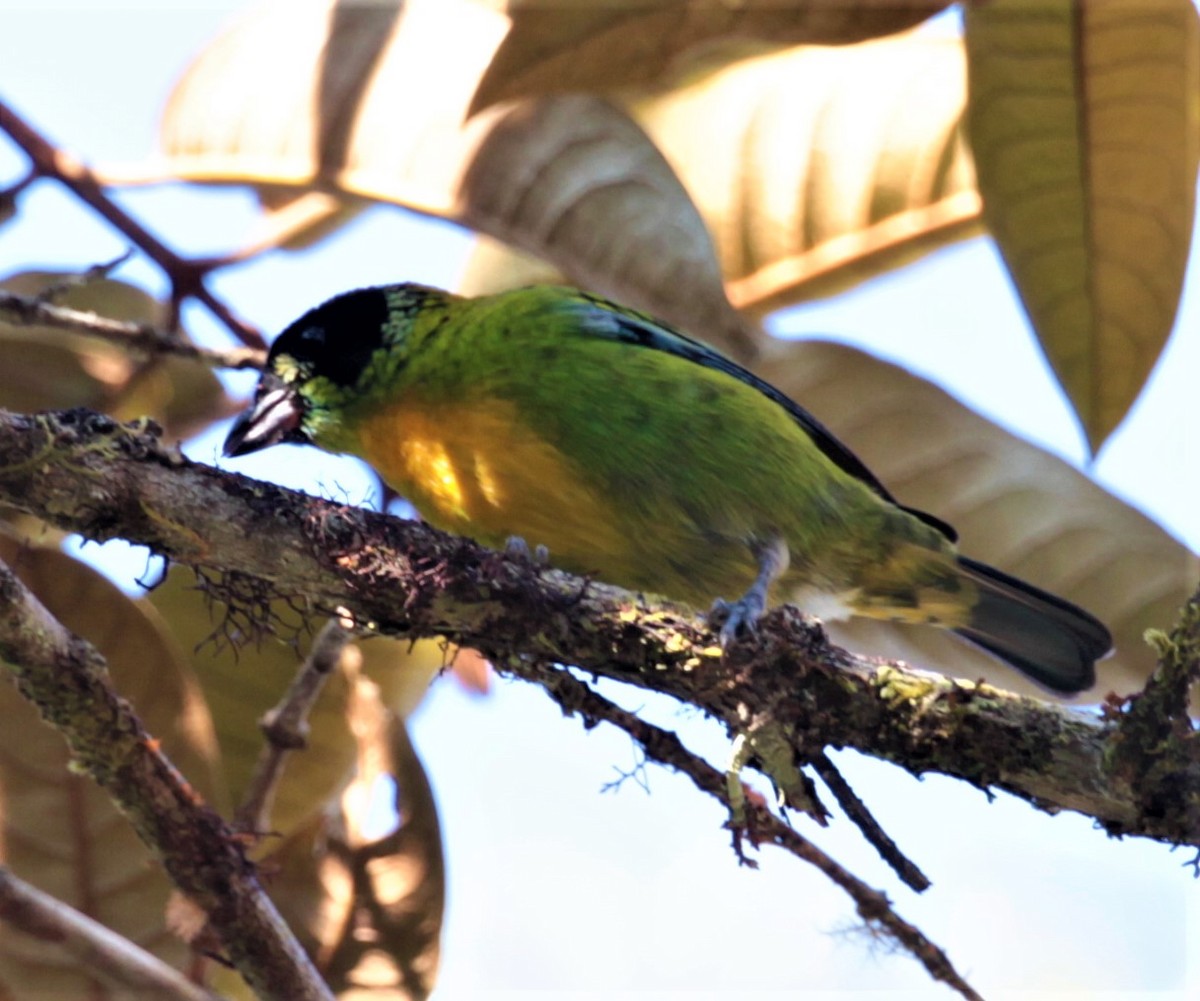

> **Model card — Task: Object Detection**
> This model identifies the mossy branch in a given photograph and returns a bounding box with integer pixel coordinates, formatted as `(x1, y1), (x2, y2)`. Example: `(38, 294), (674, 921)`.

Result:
(0, 552), (332, 1001)
(0, 407), (1192, 849)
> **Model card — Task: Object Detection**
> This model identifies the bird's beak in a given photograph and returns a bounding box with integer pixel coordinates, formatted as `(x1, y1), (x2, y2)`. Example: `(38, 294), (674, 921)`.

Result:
(223, 373), (306, 458)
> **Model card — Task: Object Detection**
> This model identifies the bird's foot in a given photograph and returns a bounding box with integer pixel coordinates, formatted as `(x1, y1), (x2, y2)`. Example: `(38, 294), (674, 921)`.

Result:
(710, 535), (787, 646)
(504, 535), (549, 566)
(709, 592), (766, 647)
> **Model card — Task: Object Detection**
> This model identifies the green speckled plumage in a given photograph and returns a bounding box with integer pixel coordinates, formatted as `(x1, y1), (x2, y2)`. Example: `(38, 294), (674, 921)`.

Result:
(224, 282), (1112, 692)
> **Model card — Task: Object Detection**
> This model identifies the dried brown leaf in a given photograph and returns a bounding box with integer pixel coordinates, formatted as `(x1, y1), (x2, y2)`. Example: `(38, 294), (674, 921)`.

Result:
(463, 31), (984, 322)
(327, 703), (443, 1001)
(146, 567), (443, 840)
(634, 31), (981, 316)
(469, 0), (951, 115)
(157, 0), (758, 358)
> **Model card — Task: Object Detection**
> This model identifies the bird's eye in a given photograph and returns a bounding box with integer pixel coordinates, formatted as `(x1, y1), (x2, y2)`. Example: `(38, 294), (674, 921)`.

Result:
(299, 326), (326, 346)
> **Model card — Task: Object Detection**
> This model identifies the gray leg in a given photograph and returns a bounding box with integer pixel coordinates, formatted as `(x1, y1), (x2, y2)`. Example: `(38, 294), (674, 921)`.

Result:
(709, 535), (789, 645)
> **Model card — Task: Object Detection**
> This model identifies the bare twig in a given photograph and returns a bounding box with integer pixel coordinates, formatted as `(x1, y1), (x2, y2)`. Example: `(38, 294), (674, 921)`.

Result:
(0, 290), (265, 371)
(0, 100), (264, 349)
(812, 752), (931, 892)
(524, 662), (980, 1001)
(0, 866), (226, 1001)
(235, 617), (354, 835)
(0, 555), (333, 1001)
(36, 248), (135, 298)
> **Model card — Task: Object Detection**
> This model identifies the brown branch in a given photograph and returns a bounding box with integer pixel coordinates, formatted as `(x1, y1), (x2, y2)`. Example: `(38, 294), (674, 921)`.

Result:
(0, 100), (264, 349)
(0, 866), (227, 1001)
(0, 290), (265, 371)
(0, 407), (1194, 850)
(525, 662), (978, 999)
(234, 618), (353, 835)
(0, 554), (333, 1001)
(812, 752), (931, 892)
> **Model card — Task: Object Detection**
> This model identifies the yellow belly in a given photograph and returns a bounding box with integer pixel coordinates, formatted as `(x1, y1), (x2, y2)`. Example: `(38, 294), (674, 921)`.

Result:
(354, 396), (633, 575)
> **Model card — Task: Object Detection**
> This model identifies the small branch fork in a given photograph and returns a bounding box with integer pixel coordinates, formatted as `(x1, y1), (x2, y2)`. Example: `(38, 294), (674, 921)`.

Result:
(234, 617), (355, 836)
(526, 662), (981, 1000)
(0, 556), (333, 1001)
(0, 98), (263, 347)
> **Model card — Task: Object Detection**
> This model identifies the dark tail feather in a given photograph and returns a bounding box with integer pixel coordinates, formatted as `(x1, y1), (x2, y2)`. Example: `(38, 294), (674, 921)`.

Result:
(953, 557), (1112, 694)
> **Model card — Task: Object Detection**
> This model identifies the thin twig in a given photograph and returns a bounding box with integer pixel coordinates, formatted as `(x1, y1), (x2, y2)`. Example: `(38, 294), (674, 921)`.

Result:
(0, 866), (226, 1001)
(812, 752), (931, 892)
(523, 661), (982, 1001)
(0, 290), (265, 371)
(0, 100), (264, 350)
(235, 617), (355, 835)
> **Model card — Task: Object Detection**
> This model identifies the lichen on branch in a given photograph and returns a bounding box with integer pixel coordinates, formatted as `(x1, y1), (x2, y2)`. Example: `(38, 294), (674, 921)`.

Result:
(0, 406), (1194, 848)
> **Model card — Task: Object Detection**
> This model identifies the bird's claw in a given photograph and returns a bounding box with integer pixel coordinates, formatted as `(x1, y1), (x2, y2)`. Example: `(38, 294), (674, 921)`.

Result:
(504, 535), (549, 566)
(709, 594), (765, 647)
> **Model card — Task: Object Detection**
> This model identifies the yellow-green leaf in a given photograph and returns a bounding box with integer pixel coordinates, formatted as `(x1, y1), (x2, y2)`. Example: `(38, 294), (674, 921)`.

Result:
(964, 0), (1200, 451)
(0, 536), (223, 997)
(756, 339), (1197, 699)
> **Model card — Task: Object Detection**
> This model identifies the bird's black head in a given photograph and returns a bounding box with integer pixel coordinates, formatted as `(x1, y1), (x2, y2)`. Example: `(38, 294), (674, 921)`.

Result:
(268, 285), (392, 388)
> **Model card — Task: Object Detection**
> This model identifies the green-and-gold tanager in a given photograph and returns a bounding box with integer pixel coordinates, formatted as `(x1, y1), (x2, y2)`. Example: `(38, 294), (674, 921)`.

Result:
(224, 283), (1111, 693)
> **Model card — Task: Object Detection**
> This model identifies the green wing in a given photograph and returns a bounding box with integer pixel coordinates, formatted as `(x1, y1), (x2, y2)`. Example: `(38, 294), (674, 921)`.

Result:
(567, 291), (957, 543)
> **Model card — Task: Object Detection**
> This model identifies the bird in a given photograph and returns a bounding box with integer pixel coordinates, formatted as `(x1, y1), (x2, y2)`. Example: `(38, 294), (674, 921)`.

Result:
(224, 282), (1112, 693)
